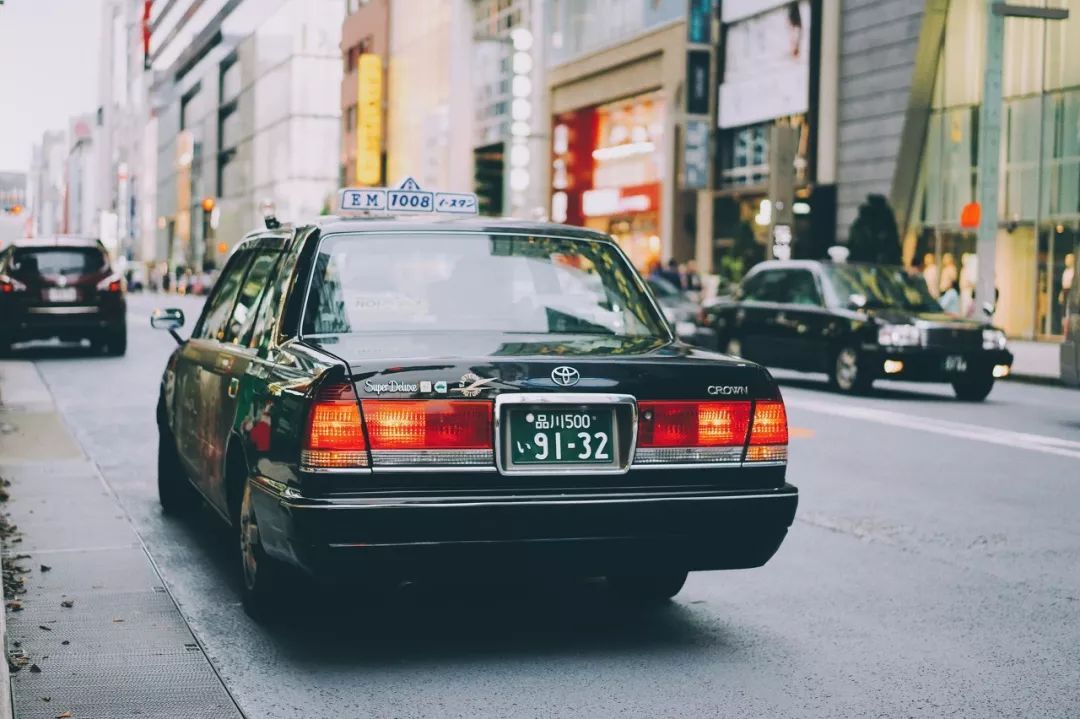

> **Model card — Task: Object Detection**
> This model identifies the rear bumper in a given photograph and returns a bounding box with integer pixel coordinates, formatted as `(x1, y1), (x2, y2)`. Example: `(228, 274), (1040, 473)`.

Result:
(863, 346), (1013, 382)
(251, 481), (799, 579)
(0, 304), (125, 340)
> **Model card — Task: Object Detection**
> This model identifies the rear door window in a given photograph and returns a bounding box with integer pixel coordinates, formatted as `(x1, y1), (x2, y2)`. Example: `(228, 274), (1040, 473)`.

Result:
(12, 248), (107, 277)
(224, 251), (281, 346)
(742, 270), (790, 303)
(194, 251), (253, 341)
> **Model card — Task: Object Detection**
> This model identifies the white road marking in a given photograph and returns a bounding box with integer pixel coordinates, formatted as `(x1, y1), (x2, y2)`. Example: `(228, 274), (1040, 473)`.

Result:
(785, 396), (1080, 460)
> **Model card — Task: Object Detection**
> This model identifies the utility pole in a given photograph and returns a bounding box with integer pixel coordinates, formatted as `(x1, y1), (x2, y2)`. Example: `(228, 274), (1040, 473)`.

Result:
(975, 1), (1068, 317)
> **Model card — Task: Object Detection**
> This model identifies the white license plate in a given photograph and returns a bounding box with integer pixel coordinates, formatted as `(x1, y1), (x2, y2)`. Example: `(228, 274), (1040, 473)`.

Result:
(46, 288), (77, 303)
(944, 355), (968, 372)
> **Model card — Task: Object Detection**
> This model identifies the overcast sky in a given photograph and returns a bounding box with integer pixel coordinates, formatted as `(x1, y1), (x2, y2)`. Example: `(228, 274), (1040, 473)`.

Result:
(0, 0), (105, 172)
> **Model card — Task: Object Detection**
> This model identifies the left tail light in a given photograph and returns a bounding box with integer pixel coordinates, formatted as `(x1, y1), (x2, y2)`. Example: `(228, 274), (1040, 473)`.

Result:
(96, 274), (124, 293)
(301, 383), (369, 469)
(362, 400), (493, 467)
(0, 275), (26, 293)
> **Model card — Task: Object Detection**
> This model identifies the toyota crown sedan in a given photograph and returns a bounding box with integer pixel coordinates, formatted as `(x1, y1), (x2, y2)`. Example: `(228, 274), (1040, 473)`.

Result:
(152, 214), (798, 619)
(700, 260), (1014, 400)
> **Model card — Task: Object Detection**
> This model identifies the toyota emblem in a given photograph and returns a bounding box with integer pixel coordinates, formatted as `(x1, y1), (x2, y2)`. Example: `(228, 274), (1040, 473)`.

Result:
(551, 366), (580, 387)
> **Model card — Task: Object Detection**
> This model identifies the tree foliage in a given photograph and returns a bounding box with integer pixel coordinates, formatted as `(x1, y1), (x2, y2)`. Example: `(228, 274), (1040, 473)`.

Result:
(847, 194), (902, 265)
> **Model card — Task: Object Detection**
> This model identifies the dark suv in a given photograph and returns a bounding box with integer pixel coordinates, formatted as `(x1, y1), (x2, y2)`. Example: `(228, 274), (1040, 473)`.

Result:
(0, 237), (126, 355)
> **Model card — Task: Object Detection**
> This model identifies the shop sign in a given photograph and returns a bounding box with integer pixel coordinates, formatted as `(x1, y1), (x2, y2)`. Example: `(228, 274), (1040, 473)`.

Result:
(687, 0), (712, 44)
(356, 54), (383, 186)
(581, 185), (658, 218)
(683, 119), (709, 190)
(686, 50), (711, 116)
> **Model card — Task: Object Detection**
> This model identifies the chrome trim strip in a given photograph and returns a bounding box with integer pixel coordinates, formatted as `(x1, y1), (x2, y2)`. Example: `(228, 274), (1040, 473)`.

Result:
(743, 460), (787, 468)
(631, 462), (746, 471)
(370, 465), (499, 474)
(494, 393), (638, 476)
(27, 306), (99, 315)
(299, 465), (374, 475)
(282, 490), (796, 511)
(370, 449), (494, 467)
(633, 446), (743, 465)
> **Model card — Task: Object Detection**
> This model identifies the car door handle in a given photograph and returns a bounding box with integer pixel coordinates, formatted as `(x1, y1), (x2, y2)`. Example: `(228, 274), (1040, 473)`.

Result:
(227, 378), (239, 398)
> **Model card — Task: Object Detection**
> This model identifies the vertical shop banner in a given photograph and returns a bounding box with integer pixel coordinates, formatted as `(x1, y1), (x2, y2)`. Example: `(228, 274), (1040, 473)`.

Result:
(683, 120), (709, 190)
(686, 49), (711, 116)
(687, 0), (712, 44)
(356, 54), (383, 186)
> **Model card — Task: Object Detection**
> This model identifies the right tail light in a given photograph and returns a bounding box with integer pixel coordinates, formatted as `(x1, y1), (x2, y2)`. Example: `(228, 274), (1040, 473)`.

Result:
(746, 400), (788, 464)
(634, 399), (787, 466)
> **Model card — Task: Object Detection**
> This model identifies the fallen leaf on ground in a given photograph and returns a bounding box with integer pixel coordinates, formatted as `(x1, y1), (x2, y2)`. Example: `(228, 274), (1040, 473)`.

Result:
(42, 696), (51, 702)
(60, 600), (74, 608)
(57, 712), (73, 719)
(60, 641), (69, 646)
(112, 618), (123, 623)
(6, 600), (23, 611)
(40, 564), (51, 572)
(29, 663), (41, 673)
(38, 625), (52, 631)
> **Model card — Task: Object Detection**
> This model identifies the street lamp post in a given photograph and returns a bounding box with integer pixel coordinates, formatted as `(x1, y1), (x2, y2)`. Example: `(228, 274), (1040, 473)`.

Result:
(975, 1), (1068, 318)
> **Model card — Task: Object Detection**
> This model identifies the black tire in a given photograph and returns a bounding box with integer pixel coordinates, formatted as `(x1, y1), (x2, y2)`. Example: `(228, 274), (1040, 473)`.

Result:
(952, 374), (994, 401)
(829, 345), (873, 395)
(106, 327), (127, 356)
(607, 569), (689, 603)
(158, 425), (199, 515)
(238, 478), (287, 621)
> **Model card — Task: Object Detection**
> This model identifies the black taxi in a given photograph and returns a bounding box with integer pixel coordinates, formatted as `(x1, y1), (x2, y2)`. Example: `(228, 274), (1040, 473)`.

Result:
(700, 259), (1014, 400)
(152, 182), (798, 618)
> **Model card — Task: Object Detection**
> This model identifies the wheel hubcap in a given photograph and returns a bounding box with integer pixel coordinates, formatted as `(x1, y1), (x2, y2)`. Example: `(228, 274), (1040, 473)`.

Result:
(836, 349), (858, 390)
(239, 484), (259, 591)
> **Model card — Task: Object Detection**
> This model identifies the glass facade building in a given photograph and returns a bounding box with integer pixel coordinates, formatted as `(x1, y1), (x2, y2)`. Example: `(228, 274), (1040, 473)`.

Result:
(910, 0), (1079, 338)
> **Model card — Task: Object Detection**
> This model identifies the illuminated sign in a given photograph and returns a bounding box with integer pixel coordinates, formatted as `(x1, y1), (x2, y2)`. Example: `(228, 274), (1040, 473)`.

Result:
(356, 54), (383, 186)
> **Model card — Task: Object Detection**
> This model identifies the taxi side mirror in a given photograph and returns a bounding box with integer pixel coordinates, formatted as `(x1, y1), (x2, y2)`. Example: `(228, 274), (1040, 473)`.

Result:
(151, 308), (185, 344)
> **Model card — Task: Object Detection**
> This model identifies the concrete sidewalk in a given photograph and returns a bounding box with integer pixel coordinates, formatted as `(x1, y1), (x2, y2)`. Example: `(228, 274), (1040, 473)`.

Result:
(1007, 339), (1062, 383)
(0, 361), (243, 719)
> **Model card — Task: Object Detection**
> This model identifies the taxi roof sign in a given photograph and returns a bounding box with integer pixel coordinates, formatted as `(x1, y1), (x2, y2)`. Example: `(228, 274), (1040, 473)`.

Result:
(339, 177), (478, 215)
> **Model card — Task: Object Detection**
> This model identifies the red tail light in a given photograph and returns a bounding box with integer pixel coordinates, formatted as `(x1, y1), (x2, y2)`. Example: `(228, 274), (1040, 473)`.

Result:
(96, 274), (124, 293)
(746, 400), (788, 463)
(302, 383), (368, 468)
(637, 401), (751, 448)
(362, 400), (492, 450)
(0, 275), (25, 293)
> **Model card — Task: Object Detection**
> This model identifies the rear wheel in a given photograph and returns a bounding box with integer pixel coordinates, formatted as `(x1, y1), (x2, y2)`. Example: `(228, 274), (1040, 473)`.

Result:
(158, 425), (199, 515)
(239, 478), (287, 621)
(830, 346), (872, 394)
(952, 374), (994, 401)
(607, 569), (688, 603)
(106, 327), (127, 356)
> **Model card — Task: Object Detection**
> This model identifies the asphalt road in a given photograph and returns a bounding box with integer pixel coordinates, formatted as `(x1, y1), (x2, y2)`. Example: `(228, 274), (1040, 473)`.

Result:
(20, 292), (1080, 718)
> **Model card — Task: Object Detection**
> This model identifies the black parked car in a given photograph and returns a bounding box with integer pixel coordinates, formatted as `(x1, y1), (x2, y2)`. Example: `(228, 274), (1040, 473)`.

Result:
(646, 275), (717, 347)
(151, 213), (797, 619)
(701, 260), (1014, 401)
(0, 237), (127, 355)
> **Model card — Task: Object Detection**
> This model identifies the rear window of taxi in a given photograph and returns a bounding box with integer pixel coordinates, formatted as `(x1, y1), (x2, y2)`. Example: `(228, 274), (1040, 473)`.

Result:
(301, 232), (668, 339)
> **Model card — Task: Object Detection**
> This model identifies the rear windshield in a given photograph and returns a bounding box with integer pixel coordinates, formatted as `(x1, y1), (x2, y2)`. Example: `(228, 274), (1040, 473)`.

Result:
(302, 233), (668, 339)
(821, 264), (942, 312)
(11, 248), (107, 277)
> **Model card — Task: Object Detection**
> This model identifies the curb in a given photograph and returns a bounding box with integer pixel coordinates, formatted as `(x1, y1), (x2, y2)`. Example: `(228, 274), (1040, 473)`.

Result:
(1003, 373), (1066, 388)
(0, 370), (12, 719)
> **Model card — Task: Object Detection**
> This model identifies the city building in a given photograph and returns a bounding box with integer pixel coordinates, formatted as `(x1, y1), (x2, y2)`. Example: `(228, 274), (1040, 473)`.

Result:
(545, 0), (704, 272)
(64, 114), (100, 239)
(27, 130), (67, 238)
(147, 0), (344, 272)
(471, 0), (547, 218)
(0, 172), (28, 245)
(834, 0), (1078, 341)
(386, 0), (475, 192)
(340, 0), (390, 188)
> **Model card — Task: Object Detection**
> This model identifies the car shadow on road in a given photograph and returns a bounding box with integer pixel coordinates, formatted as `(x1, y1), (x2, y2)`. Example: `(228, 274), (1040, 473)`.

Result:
(168, 507), (732, 666)
(4, 341), (108, 361)
(773, 375), (958, 403)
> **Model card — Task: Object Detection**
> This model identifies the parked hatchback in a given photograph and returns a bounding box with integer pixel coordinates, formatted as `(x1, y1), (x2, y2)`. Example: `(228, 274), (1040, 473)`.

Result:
(0, 237), (126, 355)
